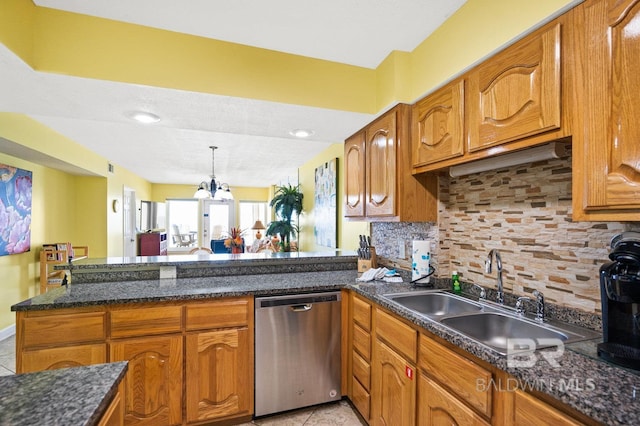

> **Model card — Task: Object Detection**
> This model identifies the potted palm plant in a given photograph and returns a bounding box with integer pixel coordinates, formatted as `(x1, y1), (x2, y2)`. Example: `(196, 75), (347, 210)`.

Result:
(266, 184), (303, 252)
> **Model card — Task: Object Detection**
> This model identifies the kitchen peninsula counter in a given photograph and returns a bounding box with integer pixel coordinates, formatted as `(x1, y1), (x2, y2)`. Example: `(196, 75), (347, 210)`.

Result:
(0, 362), (127, 426)
(64, 250), (358, 283)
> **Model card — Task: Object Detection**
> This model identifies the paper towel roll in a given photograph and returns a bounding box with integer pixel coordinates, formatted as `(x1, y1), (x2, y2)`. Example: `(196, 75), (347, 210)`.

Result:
(412, 240), (431, 283)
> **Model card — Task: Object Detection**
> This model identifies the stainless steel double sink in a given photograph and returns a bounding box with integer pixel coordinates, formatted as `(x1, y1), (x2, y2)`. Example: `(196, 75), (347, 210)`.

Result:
(383, 290), (599, 355)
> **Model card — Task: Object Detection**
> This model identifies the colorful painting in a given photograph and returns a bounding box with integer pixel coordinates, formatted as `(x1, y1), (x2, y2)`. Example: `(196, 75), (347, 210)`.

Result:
(314, 158), (337, 248)
(0, 164), (32, 256)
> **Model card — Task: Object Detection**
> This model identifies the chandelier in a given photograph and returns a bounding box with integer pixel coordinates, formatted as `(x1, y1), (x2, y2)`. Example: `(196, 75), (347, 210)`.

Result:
(193, 146), (234, 200)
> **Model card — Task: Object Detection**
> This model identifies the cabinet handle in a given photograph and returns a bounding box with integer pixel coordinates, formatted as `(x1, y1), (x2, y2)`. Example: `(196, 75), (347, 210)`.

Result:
(290, 304), (312, 312)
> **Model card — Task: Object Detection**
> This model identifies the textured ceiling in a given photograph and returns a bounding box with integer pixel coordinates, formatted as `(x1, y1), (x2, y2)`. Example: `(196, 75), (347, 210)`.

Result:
(1, 0), (467, 188)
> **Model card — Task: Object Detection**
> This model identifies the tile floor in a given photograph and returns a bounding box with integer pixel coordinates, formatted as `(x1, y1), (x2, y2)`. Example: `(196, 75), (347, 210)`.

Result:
(0, 334), (365, 425)
(0, 334), (15, 376)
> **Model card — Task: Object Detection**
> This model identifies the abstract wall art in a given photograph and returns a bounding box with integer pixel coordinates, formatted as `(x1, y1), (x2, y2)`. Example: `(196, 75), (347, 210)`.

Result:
(0, 163), (32, 256)
(314, 158), (338, 248)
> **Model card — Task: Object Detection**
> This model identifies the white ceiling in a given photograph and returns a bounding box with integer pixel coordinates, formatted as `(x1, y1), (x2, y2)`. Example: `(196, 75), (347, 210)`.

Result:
(0, 0), (467, 188)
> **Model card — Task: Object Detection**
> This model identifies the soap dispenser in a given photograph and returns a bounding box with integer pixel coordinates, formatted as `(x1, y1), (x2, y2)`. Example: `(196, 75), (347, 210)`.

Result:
(452, 271), (461, 294)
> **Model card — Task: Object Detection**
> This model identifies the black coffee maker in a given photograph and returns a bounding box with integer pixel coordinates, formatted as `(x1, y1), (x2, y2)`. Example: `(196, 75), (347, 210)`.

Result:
(598, 231), (640, 370)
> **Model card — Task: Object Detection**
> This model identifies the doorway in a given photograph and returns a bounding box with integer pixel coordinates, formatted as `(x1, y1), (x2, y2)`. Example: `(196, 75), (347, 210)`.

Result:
(123, 187), (136, 257)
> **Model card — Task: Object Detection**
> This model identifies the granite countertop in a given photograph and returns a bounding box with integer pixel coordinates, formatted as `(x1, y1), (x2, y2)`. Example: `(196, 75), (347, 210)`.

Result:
(0, 362), (128, 426)
(65, 250), (358, 269)
(12, 269), (359, 311)
(11, 269), (639, 424)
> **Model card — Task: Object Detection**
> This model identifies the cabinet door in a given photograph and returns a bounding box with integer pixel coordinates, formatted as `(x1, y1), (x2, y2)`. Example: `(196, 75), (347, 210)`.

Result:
(412, 80), (465, 167)
(185, 327), (252, 423)
(366, 111), (397, 217)
(98, 381), (124, 426)
(468, 23), (561, 151)
(110, 335), (183, 426)
(21, 344), (106, 373)
(344, 131), (366, 217)
(514, 390), (581, 426)
(576, 0), (640, 215)
(418, 374), (490, 426)
(371, 340), (415, 426)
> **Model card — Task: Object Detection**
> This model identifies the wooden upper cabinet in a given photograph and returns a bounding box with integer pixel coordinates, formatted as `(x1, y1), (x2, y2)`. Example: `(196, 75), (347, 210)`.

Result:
(412, 79), (465, 167)
(366, 112), (397, 217)
(344, 131), (366, 218)
(344, 104), (438, 222)
(573, 0), (640, 220)
(468, 23), (562, 152)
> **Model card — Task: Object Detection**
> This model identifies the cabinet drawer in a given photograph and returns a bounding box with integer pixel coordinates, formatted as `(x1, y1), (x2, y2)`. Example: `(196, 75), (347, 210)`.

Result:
(110, 305), (182, 338)
(352, 296), (371, 331)
(185, 297), (251, 330)
(20, 343), (107, 373)
(352, 351), (370, 390)
(352, 375), (370, 420)
(22, 312), (106, 348)
(353, 323), (371, 360)
(514, 389), (582, 426)
(419, 334), (492, 417)
(375, 308), (417, 363)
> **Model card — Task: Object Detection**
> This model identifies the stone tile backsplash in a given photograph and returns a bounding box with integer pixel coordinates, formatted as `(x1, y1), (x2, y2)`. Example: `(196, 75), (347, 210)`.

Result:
(372, 152), (640, 313)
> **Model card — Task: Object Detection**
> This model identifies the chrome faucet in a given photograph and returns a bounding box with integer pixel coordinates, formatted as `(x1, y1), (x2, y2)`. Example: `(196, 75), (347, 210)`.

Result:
(472, 284), (487, 301)
(485, 249), (504, 304)
(515, 296), (531, 316)
(533, 290), (545, 322)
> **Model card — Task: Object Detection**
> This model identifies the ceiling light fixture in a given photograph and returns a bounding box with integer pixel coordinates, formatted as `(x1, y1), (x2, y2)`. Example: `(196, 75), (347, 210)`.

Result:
(289, 129), (314, 138)
(126, 111), (161, 124)
(448, 142), (567, 177)
(193, 146), (234, 200)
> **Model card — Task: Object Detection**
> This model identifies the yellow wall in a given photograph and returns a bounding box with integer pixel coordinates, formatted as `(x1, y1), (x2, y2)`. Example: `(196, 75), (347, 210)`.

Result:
(0, 151), (82, 329)
(408, 0), (579, 100)
(298, 144), (368, 252)
(1, 0), (577, 117)
(28, 5), (376, 114)
(0, 0), (581, 331)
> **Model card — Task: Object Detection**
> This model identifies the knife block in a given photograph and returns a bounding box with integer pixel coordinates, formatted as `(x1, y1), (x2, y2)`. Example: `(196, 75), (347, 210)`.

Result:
(357, 247), (377, 272)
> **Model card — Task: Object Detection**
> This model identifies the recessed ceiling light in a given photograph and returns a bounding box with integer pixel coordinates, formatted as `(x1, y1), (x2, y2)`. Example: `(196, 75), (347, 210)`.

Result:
(126, 111), (161, 124)
(289, 129), (314, 138)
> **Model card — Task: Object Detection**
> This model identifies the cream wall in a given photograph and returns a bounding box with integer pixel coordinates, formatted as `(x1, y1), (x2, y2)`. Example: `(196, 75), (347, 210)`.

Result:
(298, 144), (368, 252)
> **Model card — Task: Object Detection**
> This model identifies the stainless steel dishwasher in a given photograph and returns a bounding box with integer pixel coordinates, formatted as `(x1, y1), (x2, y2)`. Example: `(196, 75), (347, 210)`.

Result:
(255, 291), (341, 417)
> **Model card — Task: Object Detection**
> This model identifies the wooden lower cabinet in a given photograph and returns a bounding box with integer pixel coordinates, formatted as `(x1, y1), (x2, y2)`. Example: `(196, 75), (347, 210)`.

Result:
(16, 298), (254, 426)
(418, 374), (490, 426)
(110, 335), (183, 426)
(348, 293), (373, 422)
(514, 390), (583, 426)
(98, 380), (125, 426)
(343, 292), (594, 426)
(185, 327), (252, 423)
(370, 339), (416, 426)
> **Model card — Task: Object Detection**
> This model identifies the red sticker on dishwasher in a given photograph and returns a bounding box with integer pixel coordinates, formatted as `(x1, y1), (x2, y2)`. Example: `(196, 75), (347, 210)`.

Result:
(405, 366), (413, 380)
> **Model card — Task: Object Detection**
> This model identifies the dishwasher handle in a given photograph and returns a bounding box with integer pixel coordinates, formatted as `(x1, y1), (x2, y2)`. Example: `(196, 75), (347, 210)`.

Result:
(290, 304), (313, 312)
